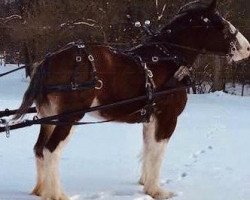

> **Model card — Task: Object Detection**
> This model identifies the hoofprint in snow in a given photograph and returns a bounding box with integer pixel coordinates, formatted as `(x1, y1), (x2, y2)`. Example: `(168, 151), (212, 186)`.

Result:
(0, 65), (250, 200)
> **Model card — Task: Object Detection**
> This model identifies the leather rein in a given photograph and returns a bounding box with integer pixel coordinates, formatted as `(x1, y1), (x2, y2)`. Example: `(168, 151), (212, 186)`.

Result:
(0, 85), (189, 137)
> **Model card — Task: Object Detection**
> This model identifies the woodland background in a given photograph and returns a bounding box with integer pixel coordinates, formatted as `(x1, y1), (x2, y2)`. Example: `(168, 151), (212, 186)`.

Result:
(0, 0), (249, 94)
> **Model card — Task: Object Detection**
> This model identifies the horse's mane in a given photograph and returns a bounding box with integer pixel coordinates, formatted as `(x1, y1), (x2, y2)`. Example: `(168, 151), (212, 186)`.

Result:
(48, 42), (76, 58)
(160, 0), (212, 33)
(178, 0), (211, 14)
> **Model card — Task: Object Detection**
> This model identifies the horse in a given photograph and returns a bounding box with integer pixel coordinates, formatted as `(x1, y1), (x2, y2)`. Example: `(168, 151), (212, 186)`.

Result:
(14, 0), (250, 199)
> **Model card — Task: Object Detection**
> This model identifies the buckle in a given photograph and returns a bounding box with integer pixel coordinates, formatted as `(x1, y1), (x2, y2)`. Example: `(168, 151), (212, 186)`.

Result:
(71, 82), (78, 90)
(147, 69), (153, 78)
(88, 55), (95, 62)
(0, 119), (10, 138)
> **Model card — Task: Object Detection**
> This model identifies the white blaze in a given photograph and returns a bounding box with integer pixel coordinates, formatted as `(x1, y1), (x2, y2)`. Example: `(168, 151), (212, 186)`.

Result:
(227, 21), (250, 62)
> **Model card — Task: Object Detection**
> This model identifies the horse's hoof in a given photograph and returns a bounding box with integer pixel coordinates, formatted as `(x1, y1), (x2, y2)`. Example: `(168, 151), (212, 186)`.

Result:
(41, 192), (69, 200)
(31, 185), (43, 196)
(144, 187), (175, 199)
(59, 193), (70, 200)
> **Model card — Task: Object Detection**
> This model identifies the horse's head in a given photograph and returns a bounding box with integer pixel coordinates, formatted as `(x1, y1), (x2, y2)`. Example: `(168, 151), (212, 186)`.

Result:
(160, 0), (250, 63)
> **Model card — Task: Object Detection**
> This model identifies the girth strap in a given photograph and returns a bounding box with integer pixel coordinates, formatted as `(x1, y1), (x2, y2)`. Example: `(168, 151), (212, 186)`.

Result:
(135, 56), (157, 123)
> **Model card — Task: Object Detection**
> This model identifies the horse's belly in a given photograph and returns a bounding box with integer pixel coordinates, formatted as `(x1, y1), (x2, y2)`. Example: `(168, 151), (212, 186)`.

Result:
(88, 90), (187, 124)
(88, 97), (144, 123)
(87, 97), (107, 120)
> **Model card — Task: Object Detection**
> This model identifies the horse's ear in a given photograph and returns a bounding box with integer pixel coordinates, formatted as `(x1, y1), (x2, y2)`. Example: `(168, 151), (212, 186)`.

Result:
(208, 0), (217, 12)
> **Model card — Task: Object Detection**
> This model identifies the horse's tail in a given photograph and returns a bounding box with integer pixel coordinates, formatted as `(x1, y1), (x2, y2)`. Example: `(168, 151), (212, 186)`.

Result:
(13, 61), (46, 120)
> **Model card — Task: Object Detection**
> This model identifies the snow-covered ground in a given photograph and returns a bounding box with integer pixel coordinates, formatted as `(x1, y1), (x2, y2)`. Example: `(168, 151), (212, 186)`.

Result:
(0, 65), (250, 200)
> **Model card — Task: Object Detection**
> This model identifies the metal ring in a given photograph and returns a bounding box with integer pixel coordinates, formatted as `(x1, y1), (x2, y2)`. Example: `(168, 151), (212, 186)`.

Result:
(76, 56), (82, 62)
(147, 70), (153, 78)
(95, 80), (103, 90)
(145, 82), (151, 88)
(5, 121), (10, 138)
(152, 56), (159, 63)
(88, 55), (95, 62)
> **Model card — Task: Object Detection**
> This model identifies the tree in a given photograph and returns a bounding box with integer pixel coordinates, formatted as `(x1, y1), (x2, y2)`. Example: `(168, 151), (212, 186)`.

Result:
(1, 0), (249, 92)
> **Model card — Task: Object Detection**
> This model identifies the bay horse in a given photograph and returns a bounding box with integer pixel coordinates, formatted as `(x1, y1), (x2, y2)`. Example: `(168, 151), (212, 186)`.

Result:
(14, 0), (250, 199)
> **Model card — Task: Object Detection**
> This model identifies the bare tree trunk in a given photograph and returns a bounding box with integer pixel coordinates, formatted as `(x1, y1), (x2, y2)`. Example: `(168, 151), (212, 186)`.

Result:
(23, 42), (31, 77)
(212, 55), (224, 92)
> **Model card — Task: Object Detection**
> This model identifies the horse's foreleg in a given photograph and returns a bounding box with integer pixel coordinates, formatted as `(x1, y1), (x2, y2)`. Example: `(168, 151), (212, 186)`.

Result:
(32, 124), (55, 196)
(140, 115), (177, 199)
(41, 124), (75, 200)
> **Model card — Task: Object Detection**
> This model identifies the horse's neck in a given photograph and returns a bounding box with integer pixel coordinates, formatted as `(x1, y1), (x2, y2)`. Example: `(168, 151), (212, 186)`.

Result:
(174, 47), (199, 65)
(128, 44), (168, 60)
(155, 22), (202, 66)
(146, 33), (198, 66)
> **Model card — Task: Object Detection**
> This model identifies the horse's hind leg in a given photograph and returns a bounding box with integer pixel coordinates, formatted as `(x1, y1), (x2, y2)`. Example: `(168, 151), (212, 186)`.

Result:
(140, 114), (177, 199)
(32, 124), (55, 196)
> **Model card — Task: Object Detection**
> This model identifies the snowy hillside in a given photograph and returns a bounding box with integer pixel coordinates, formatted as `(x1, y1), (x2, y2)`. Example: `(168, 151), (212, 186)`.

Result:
(0, 65), (250, 200)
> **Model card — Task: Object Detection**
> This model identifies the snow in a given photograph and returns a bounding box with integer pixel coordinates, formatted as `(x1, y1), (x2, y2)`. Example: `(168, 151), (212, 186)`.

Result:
(0, 64), (250, 200)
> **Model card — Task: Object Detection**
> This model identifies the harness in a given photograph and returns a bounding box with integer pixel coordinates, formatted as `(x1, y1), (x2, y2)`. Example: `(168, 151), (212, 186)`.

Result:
(137, 56), (157, 122)
(35, 40), (188, 123)
(44, 43), (103, 93)
(122, 48), (187, 122)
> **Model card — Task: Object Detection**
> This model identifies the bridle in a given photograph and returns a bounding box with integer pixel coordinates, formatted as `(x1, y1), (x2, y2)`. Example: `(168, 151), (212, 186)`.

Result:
(154, 12), (240, 58)
(223, 22), (240, 57)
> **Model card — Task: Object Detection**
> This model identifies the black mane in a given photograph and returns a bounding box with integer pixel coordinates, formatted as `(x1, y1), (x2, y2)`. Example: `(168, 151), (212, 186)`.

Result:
(178, 0), (211, 14)
(159, 0), (213, 34)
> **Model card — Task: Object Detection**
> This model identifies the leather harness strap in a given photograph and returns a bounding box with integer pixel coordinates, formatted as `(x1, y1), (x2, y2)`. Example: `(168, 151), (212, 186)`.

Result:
(45, 42), (101, 93)
(137, 56), (157, 122)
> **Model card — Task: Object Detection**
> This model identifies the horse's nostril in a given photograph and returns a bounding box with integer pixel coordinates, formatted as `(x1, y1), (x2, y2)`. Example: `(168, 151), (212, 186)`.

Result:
(232, 47), (236, 51)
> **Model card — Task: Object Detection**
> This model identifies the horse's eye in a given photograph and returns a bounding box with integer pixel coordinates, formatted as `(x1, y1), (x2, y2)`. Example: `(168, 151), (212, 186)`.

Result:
(247, 47), (250, 51)
(232, 47), (236, 51)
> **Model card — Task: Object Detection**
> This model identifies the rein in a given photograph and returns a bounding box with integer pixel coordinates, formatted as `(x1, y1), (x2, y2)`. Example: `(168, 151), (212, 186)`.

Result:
(0, 65), (26, 78)
(146, 41), (229, 58)
(0, 85), (188, 136)
(0, 107), (36, 118)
